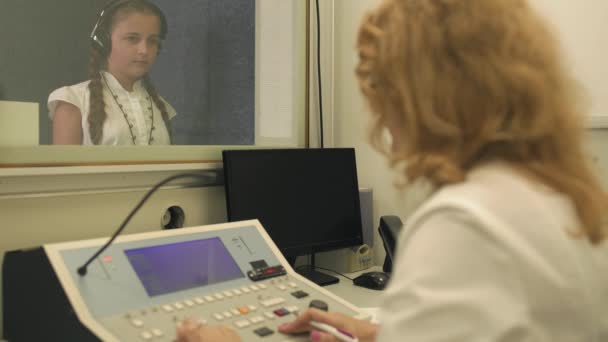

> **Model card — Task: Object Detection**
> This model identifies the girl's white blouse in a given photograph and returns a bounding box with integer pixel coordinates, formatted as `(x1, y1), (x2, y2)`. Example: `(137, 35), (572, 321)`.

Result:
(48, 71), (176, 145)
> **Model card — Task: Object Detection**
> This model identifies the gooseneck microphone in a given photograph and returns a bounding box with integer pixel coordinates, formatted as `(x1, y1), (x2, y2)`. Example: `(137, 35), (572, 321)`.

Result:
(77, 172), (217, 276)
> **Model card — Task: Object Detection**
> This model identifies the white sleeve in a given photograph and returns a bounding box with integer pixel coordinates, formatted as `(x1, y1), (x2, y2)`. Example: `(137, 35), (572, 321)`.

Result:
(47, 85), (84, 120)
(376, 208), (544, 342)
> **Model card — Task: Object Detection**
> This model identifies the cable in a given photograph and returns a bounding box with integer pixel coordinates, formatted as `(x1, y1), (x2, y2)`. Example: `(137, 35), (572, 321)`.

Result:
(296, 264), (354, 281)
(315, 0), (324, 148)
(77, 172), (215, 276)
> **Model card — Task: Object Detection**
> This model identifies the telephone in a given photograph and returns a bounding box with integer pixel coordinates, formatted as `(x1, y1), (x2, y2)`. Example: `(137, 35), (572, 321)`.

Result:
(378, 215), (404, 273)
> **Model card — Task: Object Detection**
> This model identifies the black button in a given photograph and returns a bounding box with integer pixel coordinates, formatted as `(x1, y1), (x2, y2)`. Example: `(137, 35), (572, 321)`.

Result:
(291, 290), (309, 299)
(253, 327), (274, 337)
(309, 299), (329, 311)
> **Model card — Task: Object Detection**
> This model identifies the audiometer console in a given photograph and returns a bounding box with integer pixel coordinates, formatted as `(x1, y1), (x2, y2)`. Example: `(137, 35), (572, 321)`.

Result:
(3, 220), (368, 341)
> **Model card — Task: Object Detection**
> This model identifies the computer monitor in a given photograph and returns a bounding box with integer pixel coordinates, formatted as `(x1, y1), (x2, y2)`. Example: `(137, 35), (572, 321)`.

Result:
(222, 148), (364, 285)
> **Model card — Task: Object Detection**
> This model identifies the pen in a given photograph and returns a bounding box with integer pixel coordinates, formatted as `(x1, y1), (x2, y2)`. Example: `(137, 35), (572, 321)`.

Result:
(309, 321), (359, 342)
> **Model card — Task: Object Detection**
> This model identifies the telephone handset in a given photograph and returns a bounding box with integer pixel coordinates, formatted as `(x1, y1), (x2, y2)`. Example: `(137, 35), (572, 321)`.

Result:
(378, 215), (403, 273)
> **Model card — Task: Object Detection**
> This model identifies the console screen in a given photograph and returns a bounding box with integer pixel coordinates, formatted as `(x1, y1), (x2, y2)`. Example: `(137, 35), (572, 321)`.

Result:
(125, 237), (244, 297)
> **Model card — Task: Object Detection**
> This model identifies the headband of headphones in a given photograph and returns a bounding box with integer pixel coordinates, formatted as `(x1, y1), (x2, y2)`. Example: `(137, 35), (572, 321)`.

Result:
(90, 0), (168, 53)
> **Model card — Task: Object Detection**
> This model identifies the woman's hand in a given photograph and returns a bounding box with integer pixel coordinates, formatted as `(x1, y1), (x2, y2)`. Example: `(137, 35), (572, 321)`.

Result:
(175, 318), (241, 342)
(278, 308), (378, 342)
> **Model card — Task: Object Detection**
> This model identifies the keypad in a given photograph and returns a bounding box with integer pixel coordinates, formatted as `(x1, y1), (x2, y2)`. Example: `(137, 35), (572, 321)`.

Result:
(131, 319), (144, 328)
(120, 277), (315, 340)
(273, 308), (290, 317)
(254, 327), (274, 337)
(234, 319), (251, 328)
(290, 290), (309, 299)
(151, 329), (163, 337)
(140, 331), (153, 340)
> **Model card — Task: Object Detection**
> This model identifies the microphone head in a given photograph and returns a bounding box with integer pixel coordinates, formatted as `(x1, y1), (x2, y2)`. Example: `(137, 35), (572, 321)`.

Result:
(77, 266), (88, 276)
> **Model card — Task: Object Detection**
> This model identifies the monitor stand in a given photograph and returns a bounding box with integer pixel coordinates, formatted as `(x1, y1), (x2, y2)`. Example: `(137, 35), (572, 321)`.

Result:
(296, 254), (339, 286)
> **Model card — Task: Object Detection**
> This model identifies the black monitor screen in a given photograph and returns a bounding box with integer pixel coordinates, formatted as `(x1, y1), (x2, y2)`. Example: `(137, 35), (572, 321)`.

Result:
(222, 148), (363, 258)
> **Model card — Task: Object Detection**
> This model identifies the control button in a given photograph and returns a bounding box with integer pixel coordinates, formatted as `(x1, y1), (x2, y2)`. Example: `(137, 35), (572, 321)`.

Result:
(273, 308), (290, 317)
(131, 319), (144, 328)
(291, 290), (309, 299)
(194, 297), (205, 305)
(222, 311), (233, 319)
(248, 305), (258, 311)
(241, 286), (251, 293)
(237, 306), (250, 315)
(260, 297), (285, 307)
(263, 312), (276, 320)
(173, 302), (185, 310)
(309, 299), (329, 312)
(288, 282), (298, 288)
(285, 305), (299, 313)
(250, 316), (265, 324)
(162, 305), (174, 313)
(140, 331), (153, 340)
(213, 313), (224, 321)
(234, 319), (251, 328)
(184, 299), (195, 307)
(223, 290), (234, 298)
(258, 283), (268, 289)
(277, 284), (287, 291)
(204, 295), (215, 302)
(230, 308), (241, 316)
(151, 329), (163, 337)
(250, 284), (260, 291)
(254, 327), (274, 337)
(233, 289), (243, 296)
(214, 293), (225, 300)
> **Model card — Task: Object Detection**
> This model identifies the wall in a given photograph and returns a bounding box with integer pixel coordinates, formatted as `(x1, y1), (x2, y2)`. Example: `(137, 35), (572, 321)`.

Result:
(329, 0), (428, 265)
(0, 166), (227, 336)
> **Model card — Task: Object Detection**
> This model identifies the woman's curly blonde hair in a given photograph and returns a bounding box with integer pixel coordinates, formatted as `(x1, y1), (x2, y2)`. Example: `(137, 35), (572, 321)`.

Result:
(356, 0), (607, 244)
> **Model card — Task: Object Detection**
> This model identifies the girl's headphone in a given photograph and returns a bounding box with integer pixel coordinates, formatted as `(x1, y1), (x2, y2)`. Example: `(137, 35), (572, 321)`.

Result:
(90, 0), (168, 55)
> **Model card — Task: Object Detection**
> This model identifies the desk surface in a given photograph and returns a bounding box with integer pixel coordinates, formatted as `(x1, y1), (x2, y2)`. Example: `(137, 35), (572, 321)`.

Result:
(319, 266), (385, 309)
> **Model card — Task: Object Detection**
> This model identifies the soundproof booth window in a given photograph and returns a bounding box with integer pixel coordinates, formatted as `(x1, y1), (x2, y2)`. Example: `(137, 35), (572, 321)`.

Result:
(0, 0), (305, 151)
(222, 148), (364, 284)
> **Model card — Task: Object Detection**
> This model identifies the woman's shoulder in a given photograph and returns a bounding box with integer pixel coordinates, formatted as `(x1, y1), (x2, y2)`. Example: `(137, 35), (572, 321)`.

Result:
(404, 161), (578, 246)
(420, 162), (543, 210)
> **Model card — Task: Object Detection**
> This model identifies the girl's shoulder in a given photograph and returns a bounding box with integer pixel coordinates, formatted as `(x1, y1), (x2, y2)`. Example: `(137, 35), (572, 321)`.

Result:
(49, 79), (91, 98)
(48, 80), (92, 117)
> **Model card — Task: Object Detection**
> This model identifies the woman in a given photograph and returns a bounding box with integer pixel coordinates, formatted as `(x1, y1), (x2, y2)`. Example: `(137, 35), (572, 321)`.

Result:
(49, 0), (175, 145)
(178, 0), (608, 341)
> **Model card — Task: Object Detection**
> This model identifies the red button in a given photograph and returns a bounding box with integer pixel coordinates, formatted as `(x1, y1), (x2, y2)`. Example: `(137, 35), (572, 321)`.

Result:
(273, 308), (290, 317)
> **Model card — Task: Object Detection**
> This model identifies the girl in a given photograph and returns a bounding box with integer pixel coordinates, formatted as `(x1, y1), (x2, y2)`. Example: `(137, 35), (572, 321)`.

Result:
(49, 0), (175, 145)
